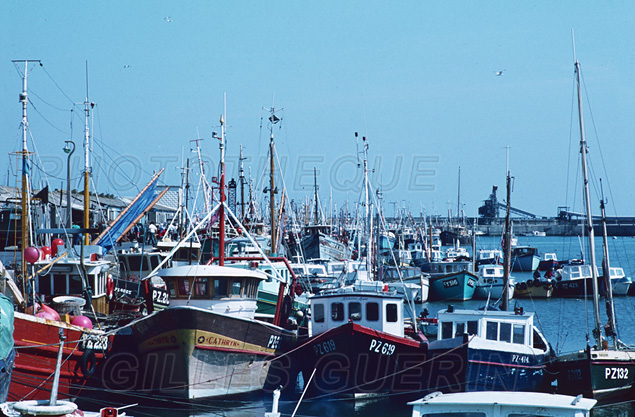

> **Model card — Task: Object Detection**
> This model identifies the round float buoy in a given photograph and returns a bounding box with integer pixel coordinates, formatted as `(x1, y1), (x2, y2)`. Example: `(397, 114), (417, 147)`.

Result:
(12, 399), (78, 416)
(24, 247), (40, 264)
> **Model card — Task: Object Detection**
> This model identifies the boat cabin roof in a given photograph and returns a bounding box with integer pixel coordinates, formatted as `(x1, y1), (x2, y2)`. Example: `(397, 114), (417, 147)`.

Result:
(309, 290), (405, 338)
(409, 391), (596, 417)
(158, 264), (267, 280)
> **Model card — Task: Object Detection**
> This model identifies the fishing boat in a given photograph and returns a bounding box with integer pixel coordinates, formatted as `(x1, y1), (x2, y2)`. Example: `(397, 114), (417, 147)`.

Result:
(409, 391), (596, 417)
(428, 270), (477, 301)
(510, 245), (540, 272)
(552, 53), (635, 402)
(473, 264), (515, 301)
(515, 277), (554, 299)
(287, 287), (428, 399)
(475, 248), (503, 270)
(425, 306), (554, 393)
(128, 113), (297, 399)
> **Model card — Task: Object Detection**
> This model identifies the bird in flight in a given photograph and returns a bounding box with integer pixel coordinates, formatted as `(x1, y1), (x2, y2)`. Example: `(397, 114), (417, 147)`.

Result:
(495, 70), (505, 76)
(165, 16), (172, 22)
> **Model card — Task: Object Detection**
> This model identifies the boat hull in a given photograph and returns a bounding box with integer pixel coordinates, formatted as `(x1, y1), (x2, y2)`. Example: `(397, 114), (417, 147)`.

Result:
(10, 312), (111, 401)
(300, 233), (349, 262)
(429, 271), (477, 301)
(289, 322), (428, 399)
(553, 348), (635, 402)
(511, 255), (540, 272)
(130, 306), (296, 399)
(515, 280), (554, 298)
(426, 335), (552, 393)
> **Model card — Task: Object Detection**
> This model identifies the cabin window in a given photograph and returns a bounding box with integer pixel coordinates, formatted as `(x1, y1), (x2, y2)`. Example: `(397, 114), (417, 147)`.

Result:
(177, 278), (190, 296)
(349, 302), (362, 321)
(513, 324), (525, 344)
(441, 322), (453, 339)
(455, 322), (465, 336)
(366, 303), (379, 321)
(467, 321), (478, 335)
(38, 276), (52, 294)
(230, 280), (243, 297)
(332, 303), (344, 321)
(486, 321), (498, 341)
(314, 304), (325, 323)
(533, 329), (547, 351)
(214, 279), (228, 297)
(167, 280), (177, 297)
(69, 275), (83, 294)
(193, 277), (208, 297)
(386, 304), (398, 323)
(150, 255), (160, 270)
(499, 322), (512, 343)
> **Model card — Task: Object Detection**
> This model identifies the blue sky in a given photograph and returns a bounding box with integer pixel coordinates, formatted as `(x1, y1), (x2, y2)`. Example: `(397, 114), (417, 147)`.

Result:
(2, 1), (635, 219)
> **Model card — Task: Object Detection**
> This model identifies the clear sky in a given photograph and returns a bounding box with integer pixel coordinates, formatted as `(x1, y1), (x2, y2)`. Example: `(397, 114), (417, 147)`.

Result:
(2, 1), (635, 220)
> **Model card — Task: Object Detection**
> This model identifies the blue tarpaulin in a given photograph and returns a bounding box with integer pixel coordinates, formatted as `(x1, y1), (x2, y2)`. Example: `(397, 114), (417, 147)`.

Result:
(97, 179), (159, 253)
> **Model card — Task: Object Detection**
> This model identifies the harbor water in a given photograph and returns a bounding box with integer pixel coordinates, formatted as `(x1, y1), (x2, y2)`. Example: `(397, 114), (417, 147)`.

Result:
(78, 236), (635, 416)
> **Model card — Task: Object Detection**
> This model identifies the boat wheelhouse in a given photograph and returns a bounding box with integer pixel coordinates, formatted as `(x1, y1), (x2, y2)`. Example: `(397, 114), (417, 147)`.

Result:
(510, 246), (540, 272)
(426, 307), (553, 393)
(473, 264), (515, 301)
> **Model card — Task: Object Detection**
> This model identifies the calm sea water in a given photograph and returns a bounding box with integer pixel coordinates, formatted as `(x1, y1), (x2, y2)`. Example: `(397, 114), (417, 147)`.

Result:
(78, 236), (635, 417)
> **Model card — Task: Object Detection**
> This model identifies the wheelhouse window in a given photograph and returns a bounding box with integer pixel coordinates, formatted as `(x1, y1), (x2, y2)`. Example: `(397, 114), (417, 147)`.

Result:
(214, 279), (228, 297)
(486, 321), (498, 341)
(332, 302), (344, 321)
(349, 302), (362, 321)
(499, 322), (512, 343)
(366, 302), (379, 321)
(314, 304), (325, 323)
(193, 277), (208, 297)
(177, 278), (190, 296)
(441, 322), (453, 339)
(455, 322), (465, 336)
(68, 274), (83, 294)
(467, 320), (478, 336)
(167, 279), (177, 297)
(513, 324), (525, 344)
(386, 303), (398, 322)
(230, 279), (243, 297)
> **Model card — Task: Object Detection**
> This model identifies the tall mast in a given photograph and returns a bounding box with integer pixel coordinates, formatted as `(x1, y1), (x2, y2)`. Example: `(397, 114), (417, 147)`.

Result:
(83, 61), (91, 245)
(457, 166), (461, 224)
(599, 180), (618, 347)
(13, 60), (39, 282)
(574, 58), (603, 348)
(313, 167), (319, 225)
(218, 114), (226, 266)
(264, 107), (280, 254)
(502, 166), (512, 312)
(239, 145), (246, 221)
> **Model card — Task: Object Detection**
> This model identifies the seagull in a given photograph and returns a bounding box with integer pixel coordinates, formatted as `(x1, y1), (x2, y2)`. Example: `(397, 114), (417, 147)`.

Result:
(123, 65), (131, 69)
(165, 16), (172, 22)
(495, 70), (505, 76)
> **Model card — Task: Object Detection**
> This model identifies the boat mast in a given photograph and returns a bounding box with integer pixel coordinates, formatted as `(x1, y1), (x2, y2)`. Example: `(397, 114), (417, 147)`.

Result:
(217, 114), (226, 266)
(574, 58), (603, 348)
(239, 145), (246, 221)
(82, 61), (92, 245)
(599, 180), (618, 347)
(14, 60), (39, 283)
(265, 107), (280, 255)
(502, 164), (512, 312)
(457, 166), (461, 225)
(313, 167), (319, 225)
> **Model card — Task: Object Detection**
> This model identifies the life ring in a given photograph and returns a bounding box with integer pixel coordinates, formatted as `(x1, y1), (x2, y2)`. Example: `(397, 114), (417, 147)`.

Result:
(80, 349), (97, 378)
(106, 275), (114, 300)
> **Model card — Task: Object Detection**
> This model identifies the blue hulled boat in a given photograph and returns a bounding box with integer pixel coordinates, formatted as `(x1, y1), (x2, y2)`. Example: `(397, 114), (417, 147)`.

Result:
(428, 270), (477, 301)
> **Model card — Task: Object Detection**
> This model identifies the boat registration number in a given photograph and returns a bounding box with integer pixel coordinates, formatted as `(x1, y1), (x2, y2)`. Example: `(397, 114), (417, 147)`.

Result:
(80, 334), (108, 351)
(152, 287), (170, 308)
(443, 278), (459, 288)
(313, 339), (336, 356)
(605, 367), (629, 380)
(467, 278), (475, 288)
(369, 339), (396, 356)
